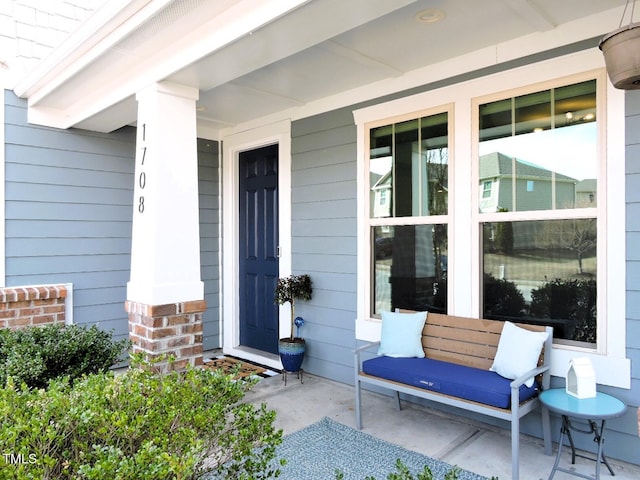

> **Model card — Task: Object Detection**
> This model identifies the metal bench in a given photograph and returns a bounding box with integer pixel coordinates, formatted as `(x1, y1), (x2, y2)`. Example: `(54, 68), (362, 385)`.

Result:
(354, 312), (553, 480)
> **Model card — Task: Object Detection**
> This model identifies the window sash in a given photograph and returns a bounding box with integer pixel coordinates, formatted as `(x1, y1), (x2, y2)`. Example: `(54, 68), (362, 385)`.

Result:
(365, 107), (451, 318)
(474, 74), (604, 350)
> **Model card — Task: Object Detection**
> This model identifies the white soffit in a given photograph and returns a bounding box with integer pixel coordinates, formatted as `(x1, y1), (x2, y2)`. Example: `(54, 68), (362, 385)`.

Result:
(12, 0), (629, 134)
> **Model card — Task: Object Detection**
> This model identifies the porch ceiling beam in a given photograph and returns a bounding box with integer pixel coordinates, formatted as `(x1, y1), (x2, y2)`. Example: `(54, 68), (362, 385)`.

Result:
(319, 40), (404, 76)
(227, 81), (307, 106)
(500, 0), (556, 31)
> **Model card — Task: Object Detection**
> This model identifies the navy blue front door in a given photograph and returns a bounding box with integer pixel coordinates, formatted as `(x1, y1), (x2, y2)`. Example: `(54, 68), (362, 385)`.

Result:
(239, 144), (279, 354)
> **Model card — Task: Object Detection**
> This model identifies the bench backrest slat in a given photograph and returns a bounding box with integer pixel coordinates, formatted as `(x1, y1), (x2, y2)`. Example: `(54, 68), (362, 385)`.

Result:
(400, 310), (549, 370)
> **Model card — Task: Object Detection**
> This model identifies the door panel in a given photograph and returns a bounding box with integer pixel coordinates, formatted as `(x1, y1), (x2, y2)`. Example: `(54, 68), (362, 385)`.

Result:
(239, 144), (279, 354)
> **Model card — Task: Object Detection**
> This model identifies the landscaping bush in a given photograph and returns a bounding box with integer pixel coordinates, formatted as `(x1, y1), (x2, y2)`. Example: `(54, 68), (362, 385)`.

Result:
(483, 273), (526, 318)
(0, 355), (283, 479)
(335, 459), (499, 479)
(0, 323), (129, 389)
(530, 278), (597, 342)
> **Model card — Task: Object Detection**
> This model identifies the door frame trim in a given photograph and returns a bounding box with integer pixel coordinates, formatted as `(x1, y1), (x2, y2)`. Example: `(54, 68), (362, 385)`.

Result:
(221, 120), (291, 369)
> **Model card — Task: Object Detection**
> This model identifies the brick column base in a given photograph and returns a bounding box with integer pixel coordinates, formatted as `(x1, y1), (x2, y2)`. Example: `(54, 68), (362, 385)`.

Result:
(125, 299), (206, 371)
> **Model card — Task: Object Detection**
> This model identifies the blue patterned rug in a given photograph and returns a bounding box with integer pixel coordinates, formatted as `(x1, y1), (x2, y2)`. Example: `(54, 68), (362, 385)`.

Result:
(273, 417), (488, 480)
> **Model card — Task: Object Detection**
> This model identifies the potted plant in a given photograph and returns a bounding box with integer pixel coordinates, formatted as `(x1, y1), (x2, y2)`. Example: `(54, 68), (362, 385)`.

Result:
(274, 274), (312, 374)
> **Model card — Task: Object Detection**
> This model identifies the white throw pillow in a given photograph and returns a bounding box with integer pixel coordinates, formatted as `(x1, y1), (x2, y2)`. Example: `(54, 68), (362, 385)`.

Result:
(377, 311), (427, 358)
(490, 321), (549, 388)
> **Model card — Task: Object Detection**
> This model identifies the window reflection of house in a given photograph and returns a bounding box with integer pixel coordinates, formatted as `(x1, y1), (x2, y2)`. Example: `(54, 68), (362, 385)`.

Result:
(576, 179), (597, 206)
(371, 170), (391, 218)
(370, 161), (448, 219)
(479, 152), (577, 213)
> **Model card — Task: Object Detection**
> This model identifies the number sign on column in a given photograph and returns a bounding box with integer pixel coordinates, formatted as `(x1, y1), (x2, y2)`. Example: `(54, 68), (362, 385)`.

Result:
(137, 123), (147, 214)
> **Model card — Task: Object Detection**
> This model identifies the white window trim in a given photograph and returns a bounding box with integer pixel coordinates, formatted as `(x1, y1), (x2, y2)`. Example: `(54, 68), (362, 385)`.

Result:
(354, 49), (630, 389)
(220, 119), (291, 370)
(364, 104), (453, 320)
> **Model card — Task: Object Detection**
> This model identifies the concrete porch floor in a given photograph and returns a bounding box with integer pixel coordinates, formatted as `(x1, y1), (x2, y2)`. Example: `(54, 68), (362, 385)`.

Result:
(245, 371), (640, 480)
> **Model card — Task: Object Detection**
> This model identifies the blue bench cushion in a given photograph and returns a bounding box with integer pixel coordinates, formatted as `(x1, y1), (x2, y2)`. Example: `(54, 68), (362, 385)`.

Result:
(362, 356), (539, 409)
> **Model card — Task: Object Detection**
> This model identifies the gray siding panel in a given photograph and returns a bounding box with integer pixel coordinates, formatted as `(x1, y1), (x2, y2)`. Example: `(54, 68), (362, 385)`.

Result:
(198, 139), (221, 350)
(4, 90), (135, 342)
(293, 218), (356, 237)
(628, 291), (640, 318)
(626, 172), (640, 203)
(5, 219), (132, 238)
(625, 89), (640, 465)
(291, 108), (357, 385)
(292, 179), (356, 202)
(292, 199), (354, 220)
(5, 237), (131, 256)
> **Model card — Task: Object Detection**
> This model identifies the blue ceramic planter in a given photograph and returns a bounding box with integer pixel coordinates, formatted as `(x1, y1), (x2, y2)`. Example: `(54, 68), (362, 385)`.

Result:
(278, 338), (306, 372)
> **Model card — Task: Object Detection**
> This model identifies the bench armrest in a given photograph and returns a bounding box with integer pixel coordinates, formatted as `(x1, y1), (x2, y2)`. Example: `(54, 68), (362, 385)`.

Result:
(509, 364), (550, 389)
(354, 341), (380, 374)
(354, 341), (380, 355)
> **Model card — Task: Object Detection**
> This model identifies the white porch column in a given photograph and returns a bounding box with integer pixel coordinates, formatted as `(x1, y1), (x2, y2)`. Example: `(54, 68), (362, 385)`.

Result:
(126, 82), (205, 370)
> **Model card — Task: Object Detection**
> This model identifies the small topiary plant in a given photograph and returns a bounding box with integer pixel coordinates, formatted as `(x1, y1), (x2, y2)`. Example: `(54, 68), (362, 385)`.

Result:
(0, 323), (130, 389)
(0, 354), (284, 479)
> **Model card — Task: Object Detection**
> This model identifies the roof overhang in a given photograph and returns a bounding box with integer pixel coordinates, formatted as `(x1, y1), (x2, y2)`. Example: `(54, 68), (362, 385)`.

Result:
(12, 0), (628, 137)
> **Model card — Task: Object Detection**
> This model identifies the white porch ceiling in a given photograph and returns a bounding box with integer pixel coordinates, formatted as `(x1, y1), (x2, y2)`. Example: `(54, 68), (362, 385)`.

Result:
(13, 0), (629, 136)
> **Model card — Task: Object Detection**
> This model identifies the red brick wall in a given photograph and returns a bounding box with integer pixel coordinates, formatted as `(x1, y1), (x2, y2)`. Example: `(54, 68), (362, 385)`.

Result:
(0, 285), (68, 330)
(125, 299), (205, 371)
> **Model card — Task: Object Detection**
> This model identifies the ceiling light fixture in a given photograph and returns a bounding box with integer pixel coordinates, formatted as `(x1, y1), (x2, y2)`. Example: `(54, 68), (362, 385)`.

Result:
(415, 8), (445, 24)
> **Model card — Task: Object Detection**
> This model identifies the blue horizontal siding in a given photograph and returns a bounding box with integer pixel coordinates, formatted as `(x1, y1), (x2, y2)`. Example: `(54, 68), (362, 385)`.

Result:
(291, 108), (358, 385)
(4, 90), (135, 343)
(4, 92), (220, 350)
(5, 201), (131, 220)
(5, 182), (133, 205)
(6, 237), (132, 256)
(198, 139), (221, 350)
(626, 89), (640, 465)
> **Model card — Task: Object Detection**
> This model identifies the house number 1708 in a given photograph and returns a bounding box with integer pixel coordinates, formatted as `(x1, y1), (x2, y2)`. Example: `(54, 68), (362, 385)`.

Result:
(138, 123), (147, 213)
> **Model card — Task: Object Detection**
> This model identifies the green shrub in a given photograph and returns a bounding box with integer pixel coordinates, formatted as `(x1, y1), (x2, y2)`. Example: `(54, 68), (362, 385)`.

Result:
(0, 323), (129, 389)
(483, 273), (526, 318)
(335, 459), (499, 479)
(0, 355), (283, 479)
(530, 278), (597, 342)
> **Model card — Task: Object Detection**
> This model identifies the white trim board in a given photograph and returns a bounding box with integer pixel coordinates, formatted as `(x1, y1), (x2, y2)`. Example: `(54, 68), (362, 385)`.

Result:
(220, 119), (291, 370)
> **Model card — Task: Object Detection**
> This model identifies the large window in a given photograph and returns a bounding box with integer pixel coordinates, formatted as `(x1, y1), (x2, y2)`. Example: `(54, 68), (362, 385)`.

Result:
(368, 110), (449, 316)
(478, 79), (598, 347)
(356, 54), (628, 387)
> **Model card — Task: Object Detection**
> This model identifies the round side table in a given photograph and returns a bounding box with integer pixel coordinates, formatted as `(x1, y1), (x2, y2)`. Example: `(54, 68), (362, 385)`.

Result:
(539, 389), (626, 480)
